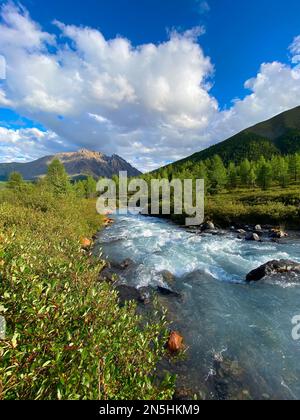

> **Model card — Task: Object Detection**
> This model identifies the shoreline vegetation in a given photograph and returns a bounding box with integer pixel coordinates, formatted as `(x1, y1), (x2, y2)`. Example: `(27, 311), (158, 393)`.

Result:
(0, 160), (175, 400)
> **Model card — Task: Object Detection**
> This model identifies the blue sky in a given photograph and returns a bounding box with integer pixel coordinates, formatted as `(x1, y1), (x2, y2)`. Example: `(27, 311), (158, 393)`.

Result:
(0, 0), (300, 169)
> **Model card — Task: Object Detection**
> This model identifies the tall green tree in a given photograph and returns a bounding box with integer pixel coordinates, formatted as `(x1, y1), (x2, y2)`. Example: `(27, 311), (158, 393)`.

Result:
(256, 158), (273, 190)
(277, 157), (289, 188)
(248, 167), (257, 188)
(74, 180), (86, 198)
(240, 159), (251, 186)
(46, 159), (71, 195)
(227, 162), (238, 189)
(8, 171), (24, 190)
(288, 153), (300, 182)
(210, 155), (227, 193)
(85, 176), (97, 198)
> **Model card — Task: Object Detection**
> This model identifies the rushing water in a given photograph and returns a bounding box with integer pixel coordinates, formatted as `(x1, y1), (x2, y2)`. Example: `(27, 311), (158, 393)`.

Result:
(96, 213), (300, 400)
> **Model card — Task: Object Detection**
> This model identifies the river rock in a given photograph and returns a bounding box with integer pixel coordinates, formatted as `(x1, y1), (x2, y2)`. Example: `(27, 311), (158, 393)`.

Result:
(202, 221), (215, 231)
(255, 225), (262, 232)
(246, 259), (300, 282)
(269, 230), (288, 239)
(167, 331), (184, 353)
(99, 263), (119, 283)
(245, 232), (260, 242)
(237, 229), (246, 234)
(157, 286), (181, 298)
(120, 258), (135, 269)
(138, 287), (152, 305)
(160, 270), (175, 285)
(116, 285), (140, 306)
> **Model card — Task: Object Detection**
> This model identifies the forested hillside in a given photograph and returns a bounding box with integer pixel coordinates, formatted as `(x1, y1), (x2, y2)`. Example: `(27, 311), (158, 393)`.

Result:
(161, 106), (300, 168)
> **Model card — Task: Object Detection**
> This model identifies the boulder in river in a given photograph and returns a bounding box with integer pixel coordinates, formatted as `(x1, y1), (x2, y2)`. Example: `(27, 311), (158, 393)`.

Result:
(157, 286), (181, 299)
(202, 221), (215, 231)
(245, 232), (260, 242)
(246, 259), (300, 282)
(269, 229), (288, 239)
(160, 270), (175, 285)
(237, 229), (247, 235)
(255, 225), (262, 232)
(120, 258), (135, 269)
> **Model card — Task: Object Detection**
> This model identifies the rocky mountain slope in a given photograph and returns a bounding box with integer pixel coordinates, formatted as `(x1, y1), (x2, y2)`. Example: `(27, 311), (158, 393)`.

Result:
(0, 149), (141, 180)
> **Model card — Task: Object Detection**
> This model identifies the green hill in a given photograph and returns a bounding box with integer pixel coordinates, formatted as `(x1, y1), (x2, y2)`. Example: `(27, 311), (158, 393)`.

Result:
(168, 106), (300, 168)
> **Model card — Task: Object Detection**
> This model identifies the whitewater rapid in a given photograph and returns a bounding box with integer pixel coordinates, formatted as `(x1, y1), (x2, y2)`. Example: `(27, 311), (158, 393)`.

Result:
(96, 213), (300, 400)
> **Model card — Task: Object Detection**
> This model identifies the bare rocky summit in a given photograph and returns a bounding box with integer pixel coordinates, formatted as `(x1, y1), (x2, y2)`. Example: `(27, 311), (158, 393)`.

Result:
(0, 149), (141, 180)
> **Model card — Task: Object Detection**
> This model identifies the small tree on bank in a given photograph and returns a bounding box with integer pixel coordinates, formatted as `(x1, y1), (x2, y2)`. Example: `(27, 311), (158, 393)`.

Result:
(8, 171), (24, 190)
(46, 159), (71, 196)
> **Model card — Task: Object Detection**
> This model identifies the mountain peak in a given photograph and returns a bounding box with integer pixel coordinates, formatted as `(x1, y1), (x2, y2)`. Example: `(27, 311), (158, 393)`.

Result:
(0, 149), (141, 181)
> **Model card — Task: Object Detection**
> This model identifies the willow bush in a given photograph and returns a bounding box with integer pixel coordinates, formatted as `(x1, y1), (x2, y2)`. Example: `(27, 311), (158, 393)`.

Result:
(0, 185), (174, 400)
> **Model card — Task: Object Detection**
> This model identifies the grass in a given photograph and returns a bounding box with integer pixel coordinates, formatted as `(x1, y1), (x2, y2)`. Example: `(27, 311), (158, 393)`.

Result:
(0, 184), (175, 400)
(206, 184), (300, 227)
(160, 183), (300, 228)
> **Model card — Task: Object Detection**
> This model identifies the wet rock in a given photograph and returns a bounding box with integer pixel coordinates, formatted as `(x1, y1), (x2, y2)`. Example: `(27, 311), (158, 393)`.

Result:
(115, 284), (153, 306)
(237, 229), (247, 235)
(116, 285), (141, 306)
(99, 264), (119, 283)
(103, 217), (114, 227)
(202, 221), (215, 231)
(167, 331), (184, 353)
(160, 270), (175, 285)
(255, 225), (262, 232)
(138, 287), (152, 305)
(269, 229), (288, 239)
(245, 232), (260, 242)
(120, 258), (135, 269)
(157, 286), (181, 298)
(173, 387), (196, 401)
(246, 259), (300, 282)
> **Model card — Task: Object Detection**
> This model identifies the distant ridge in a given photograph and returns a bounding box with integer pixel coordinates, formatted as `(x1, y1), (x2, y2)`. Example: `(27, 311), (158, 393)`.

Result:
(0, 149), (142, 181)
(169, 105), (300, 168)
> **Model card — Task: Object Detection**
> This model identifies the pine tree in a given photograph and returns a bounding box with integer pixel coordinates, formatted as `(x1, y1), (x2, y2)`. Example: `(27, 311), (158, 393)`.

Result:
(277, 157), (289, 188)
(210, 155), (227, 193)
(227, 162), (238, 189)
(248, 167), (257, 188)
(74, 180), (86, 198)
(288, 153), (300, 182)
(46, 159), (71, 196)
(256, 159), (272, 190)
(240, 159), (251, 186)
(85, 176), (97, 198)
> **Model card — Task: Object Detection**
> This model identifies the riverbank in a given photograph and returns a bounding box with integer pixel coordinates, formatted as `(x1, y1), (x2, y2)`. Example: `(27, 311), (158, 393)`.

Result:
(145, 185), (300, 229)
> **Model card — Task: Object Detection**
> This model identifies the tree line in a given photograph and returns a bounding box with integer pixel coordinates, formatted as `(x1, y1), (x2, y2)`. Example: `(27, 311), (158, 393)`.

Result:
(7, 153), (300, 198)
(7, 159), (98, 198)
(144, 153), (300, 193)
